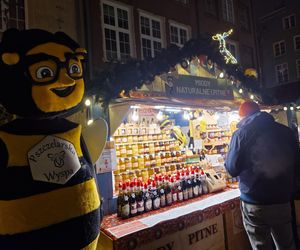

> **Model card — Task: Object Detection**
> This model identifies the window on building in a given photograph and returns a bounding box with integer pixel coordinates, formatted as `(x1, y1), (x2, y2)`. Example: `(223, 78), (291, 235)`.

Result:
(140, 13), (163, 58)
(222, 0), (234, 23)
(273, 40), (286, 57)
(0, 0), (25, 31)
(275, 63), (289, 83)
(283, 14), (296, 30)
(170, 22), (189, 47)
(239, 5), (250, 32)
(297, 59), (300, 78)
(205, 0), (217, 16)
(226, 40), (238, 60)
(102, 1), (132, 61)
(294, 35), (300, 50)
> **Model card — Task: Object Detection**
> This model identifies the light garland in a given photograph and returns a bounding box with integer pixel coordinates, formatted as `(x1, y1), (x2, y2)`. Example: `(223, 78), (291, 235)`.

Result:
(212, 29), (238, 64)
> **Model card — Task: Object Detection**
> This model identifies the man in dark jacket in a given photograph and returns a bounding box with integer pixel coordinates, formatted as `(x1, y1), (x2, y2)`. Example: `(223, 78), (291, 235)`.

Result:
(225, 101), (300, 250)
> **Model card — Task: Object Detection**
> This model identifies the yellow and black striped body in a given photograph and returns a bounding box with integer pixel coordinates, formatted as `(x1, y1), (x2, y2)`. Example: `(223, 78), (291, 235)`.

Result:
(0, 118), (100, 250)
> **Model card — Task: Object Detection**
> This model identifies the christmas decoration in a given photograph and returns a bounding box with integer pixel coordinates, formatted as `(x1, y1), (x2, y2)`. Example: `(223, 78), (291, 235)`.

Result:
(212, 29), (238, 64)
(86, 33), (260, 108)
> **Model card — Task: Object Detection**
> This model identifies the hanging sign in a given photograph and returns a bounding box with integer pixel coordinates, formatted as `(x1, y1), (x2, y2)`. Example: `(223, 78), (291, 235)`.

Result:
(165, 75), (234, 100)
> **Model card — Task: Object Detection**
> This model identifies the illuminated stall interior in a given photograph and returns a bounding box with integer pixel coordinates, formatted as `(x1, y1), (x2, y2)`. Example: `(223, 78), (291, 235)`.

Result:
(110, 102), (242, 195)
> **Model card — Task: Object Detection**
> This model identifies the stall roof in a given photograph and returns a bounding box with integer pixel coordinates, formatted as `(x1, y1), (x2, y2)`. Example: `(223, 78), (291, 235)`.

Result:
(111, 96), (244, 111)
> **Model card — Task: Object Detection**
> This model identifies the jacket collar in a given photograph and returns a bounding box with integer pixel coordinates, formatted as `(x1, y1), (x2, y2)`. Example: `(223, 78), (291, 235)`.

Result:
(237, 111), (274, 129)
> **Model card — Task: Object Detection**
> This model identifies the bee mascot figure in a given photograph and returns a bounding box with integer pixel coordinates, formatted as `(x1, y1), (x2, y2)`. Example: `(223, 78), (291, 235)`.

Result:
(0, 29), (101, 250)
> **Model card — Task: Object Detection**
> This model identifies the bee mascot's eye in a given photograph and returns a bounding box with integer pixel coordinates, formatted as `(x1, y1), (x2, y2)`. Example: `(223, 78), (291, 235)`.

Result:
(36, 66), (54, 79)
(69, 63), (81, 74)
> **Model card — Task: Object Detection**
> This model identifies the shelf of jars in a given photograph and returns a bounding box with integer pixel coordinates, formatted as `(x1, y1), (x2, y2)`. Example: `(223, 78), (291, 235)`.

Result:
(112, 119), (232, 219)
(202, 126), (232, 155)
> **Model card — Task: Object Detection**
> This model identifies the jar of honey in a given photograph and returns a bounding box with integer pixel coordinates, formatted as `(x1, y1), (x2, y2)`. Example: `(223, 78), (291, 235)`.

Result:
(122, 171), (129, 183)
(120, 145), (127, 158)
(126, 144), (133, 157)
(114, 174), (122, 193)
(138, 156), (144, 169)
(132, 144), (139, 155)
(149, 142), (155, 155)
(144, 143), (149, 154)
(144, 155), (151, 169)
(131, 156), (139, 170)
(150, 154), (156, 168)
(141, 169), (149, 182)
(124, 158), (132, 171)
(118, 158), (126, 172)
(155, 154), (162, 167)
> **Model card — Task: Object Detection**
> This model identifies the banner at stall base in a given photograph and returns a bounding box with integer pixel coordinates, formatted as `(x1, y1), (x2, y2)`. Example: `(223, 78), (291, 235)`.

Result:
(224, 205), (251, 250)
(136, 215), (225, 250)
(165, 75), (234, 100)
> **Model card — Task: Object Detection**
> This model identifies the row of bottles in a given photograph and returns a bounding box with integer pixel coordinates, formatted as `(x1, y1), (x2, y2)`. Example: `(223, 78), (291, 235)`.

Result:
(115, 140), (180, 158)
(117, 168), (209, 219)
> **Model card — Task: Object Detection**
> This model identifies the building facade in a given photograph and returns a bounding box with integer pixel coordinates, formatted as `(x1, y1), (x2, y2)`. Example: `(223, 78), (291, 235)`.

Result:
(0, 0), (84, 44)
(85, 0), (258, 82)
(254, 0), (300, 88)
(196, 0), (258, 70)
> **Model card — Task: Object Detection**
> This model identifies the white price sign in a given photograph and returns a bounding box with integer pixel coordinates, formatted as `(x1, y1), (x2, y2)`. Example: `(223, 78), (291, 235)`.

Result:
(95, 148), (117, 174)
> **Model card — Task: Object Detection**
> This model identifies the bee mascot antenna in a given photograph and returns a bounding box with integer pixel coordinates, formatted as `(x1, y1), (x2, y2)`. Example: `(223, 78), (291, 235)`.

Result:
(0, 28), (102, 250)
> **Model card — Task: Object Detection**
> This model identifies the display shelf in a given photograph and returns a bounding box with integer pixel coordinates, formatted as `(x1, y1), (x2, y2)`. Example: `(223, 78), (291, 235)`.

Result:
(204, 140), (230, 146)
(114, 132), (162, 137)
(115, 139), (175, 146)
(116, 150), (184, 159)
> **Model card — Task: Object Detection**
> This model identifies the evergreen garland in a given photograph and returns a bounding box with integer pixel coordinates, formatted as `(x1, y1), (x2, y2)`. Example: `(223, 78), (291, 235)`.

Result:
(86, 34), (260, 107)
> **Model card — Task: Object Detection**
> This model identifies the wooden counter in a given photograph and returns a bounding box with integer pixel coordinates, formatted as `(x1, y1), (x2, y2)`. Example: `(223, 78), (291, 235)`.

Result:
(98, 189), (251, 250)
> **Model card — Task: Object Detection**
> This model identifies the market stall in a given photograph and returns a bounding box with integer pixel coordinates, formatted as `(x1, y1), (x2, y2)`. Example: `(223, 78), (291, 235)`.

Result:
(87, 31), (262, 249)
(93, 58), (257, 249)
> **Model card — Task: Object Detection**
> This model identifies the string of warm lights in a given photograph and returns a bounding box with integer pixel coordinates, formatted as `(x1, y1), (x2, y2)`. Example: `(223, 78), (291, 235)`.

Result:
(212, 29), (238, 64)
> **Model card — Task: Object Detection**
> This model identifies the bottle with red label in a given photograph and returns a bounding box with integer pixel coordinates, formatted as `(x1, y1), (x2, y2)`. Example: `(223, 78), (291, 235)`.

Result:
(120, 183), (130, 219)
(136, 181), (145, 215)
(129, 182), (137, 217)
(171, 177), (178, 203)
(195, 168), (203, 196)
(186, 171), (193, 199)
(144, 183), (153, 212)
(182, 172), (189, 201)
(151, 181), (160, 210)
(176, 175), (184, 202)
(158, 176), (166, 207)
(165, 176), (173, 206)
